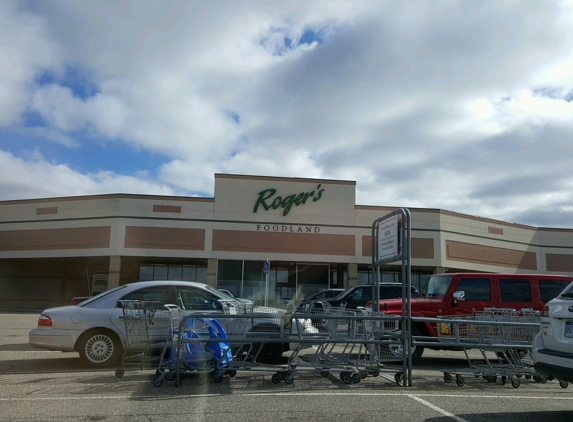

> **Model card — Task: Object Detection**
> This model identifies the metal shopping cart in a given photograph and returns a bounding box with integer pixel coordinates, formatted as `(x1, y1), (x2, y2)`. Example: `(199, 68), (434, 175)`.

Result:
(437, 308), (546, 388)
(115, 300), (171, 378)
(278, 302), (402, 385)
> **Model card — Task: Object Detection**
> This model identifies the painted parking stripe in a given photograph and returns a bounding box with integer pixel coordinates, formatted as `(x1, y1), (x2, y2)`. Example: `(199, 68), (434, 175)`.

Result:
(408, 394), (469, 422)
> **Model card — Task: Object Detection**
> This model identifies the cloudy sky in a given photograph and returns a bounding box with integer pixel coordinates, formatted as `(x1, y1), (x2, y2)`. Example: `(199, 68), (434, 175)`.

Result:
(2, 1), (573, 228)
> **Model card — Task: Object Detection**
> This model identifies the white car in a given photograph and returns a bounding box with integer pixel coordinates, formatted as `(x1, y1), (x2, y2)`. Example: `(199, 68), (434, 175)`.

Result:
(29, 280), (290, 367)
(532, 281), (573, 384)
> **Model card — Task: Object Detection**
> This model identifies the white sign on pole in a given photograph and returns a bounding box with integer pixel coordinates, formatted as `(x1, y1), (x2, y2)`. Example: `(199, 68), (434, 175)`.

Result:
(378, 215), (398, 261)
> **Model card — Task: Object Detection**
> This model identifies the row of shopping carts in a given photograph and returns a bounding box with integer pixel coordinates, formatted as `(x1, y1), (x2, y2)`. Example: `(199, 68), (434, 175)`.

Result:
(436, 308), (568, 389)
(115, 299), (405, 387)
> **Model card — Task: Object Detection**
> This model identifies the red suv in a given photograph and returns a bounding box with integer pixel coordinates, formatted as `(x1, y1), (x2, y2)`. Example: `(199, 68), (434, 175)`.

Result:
(368, 273), (573, 362)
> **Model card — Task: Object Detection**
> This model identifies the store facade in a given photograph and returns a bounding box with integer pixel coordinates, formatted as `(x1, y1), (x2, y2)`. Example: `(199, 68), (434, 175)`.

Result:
(1, 173), (573, 311)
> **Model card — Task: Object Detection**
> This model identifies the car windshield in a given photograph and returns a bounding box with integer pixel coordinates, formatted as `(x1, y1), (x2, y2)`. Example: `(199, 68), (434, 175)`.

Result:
(205, 285), (235, 300)
(421, 275), (454, 297)
(560, 282), (573, 298)
(77, 285), (128, 306)
(332, 287), (358, 300)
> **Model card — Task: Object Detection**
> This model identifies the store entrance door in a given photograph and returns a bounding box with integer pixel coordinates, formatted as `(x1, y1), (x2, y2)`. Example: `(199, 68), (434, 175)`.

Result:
(296, 264), (329, 300)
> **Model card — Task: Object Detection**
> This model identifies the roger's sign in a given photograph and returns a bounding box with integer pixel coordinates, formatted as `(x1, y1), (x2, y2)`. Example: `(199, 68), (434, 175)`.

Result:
(253, 184), (325, 216)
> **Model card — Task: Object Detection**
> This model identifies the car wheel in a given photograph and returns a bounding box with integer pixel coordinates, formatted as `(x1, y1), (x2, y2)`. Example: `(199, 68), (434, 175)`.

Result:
(78, 330), (122, 367)
(247, 323), (284, 364)
(255, 342), (284, 364)
(386, 325), (424, 363)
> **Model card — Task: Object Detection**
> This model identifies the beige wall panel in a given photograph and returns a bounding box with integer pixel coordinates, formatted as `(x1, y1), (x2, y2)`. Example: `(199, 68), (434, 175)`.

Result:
(361, 236), (434, 259)
(0, 226), (110, 251)
(124, 226), (205, 250)
(213, 230), (355, 256)
(214, 174), (356, 224)
(446, 240), (537, 270)
(546, 253), (573, 272)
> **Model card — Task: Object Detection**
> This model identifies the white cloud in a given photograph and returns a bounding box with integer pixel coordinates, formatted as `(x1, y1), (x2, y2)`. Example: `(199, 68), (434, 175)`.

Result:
(2, 1), (573, 227)
(0, 150), (180, 199)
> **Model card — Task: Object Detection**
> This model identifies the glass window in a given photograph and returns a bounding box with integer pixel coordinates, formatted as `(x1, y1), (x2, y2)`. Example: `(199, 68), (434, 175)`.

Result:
(139, 265), (154, 282)
(119, 286), (170, 305)
(174, 286), (222, 311)
(218, 260), (243, 281)
(538, 280), (571, 302)
(182, 266), (196, 281)
(153, 265), (168, 280)
(456, 278), (491, 301)
(167, 265), (182, 281)
(500, 279), (532, 302)
(351, 287), (372, 301)
(422, 275), (454, 297)
(196, 267), (208, 283)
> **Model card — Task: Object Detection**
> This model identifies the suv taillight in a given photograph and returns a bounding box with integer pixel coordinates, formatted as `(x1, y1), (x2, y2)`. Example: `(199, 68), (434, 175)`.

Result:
(543, 304), (550, 317)
(38, 314), (52, 327)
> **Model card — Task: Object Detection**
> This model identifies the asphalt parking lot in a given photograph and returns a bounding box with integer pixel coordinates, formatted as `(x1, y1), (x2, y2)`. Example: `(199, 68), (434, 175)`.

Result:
(1, 312), (572, 421)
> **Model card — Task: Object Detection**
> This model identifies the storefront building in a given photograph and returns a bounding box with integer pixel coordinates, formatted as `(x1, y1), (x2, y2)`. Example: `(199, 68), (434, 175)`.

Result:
(1, 173), (573, 311)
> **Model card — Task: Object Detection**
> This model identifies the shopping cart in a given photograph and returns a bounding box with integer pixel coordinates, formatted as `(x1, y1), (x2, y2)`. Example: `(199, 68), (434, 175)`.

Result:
(438, 308), (546, 388)
(276, 302), (402, 385)
(115, 300), (170, 378)
(155, 310), (237, 387)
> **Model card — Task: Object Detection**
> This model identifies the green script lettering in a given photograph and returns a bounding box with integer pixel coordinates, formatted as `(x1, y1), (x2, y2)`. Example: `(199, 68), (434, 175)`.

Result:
(253, 189), (276, 212)
(253, 184), (326, 216)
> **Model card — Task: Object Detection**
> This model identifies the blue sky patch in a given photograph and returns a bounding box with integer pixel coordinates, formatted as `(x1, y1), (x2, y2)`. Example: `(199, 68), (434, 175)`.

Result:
(299, 29), (325, 46)
(35, 65), (99, 101)
(0, 128), (169, 177)
(261, 26), (328, 56)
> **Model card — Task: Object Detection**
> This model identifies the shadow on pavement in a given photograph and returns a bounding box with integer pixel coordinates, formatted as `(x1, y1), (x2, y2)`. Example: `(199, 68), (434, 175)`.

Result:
(425, 411), (573, 422)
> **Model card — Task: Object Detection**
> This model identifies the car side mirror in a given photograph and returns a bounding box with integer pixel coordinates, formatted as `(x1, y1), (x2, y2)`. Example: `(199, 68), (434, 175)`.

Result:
(451, 291), (465, 307)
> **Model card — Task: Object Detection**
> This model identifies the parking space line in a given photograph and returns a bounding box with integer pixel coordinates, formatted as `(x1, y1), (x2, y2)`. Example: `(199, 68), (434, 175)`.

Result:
(2, 391), (573, 402)
(407, 394), (468, 422)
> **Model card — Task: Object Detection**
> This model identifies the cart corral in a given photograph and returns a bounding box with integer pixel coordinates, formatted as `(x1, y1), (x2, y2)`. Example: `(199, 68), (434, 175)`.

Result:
(111, 299), (570, 392)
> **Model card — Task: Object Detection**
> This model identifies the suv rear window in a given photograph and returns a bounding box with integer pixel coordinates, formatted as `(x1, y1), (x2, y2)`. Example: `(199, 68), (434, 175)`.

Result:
(538, 280), (571, 302)
(500, 279), (531, 302)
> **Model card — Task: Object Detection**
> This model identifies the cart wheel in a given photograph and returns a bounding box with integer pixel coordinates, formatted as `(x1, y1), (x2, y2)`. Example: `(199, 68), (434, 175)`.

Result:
(455, 375), (465, 387)
(284, 377), (294, 385)
(511, 378), (521, 389)
(533, 374), (547, 383)
(559, 380), (569, 388)
(484, 376), (496, 383)
(271, 373), (282, 384)
(152, 376), (163, 387)
(351, 373), (362, 384)
(395, 372), (403, 385)
(501, 376), (507, 386)
(166, 372), (176, 382)
(226, 370), (237, 378)
(115, 368), (124, 378)
(443, 373), (453, 384)
(525, 375), (532, 380)
(360, 371), (367, 379)
(203, 359), (216, 375)
(341, 372), (353, 384)
(212, 374), (223, 383)
(197, 374), (209, 385)
(371, 370), (380, 378)
(320, 371), (329, 377)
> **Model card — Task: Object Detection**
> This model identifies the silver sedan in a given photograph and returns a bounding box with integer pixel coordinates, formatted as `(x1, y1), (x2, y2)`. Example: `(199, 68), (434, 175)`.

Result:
(29, 280), (289, 367)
